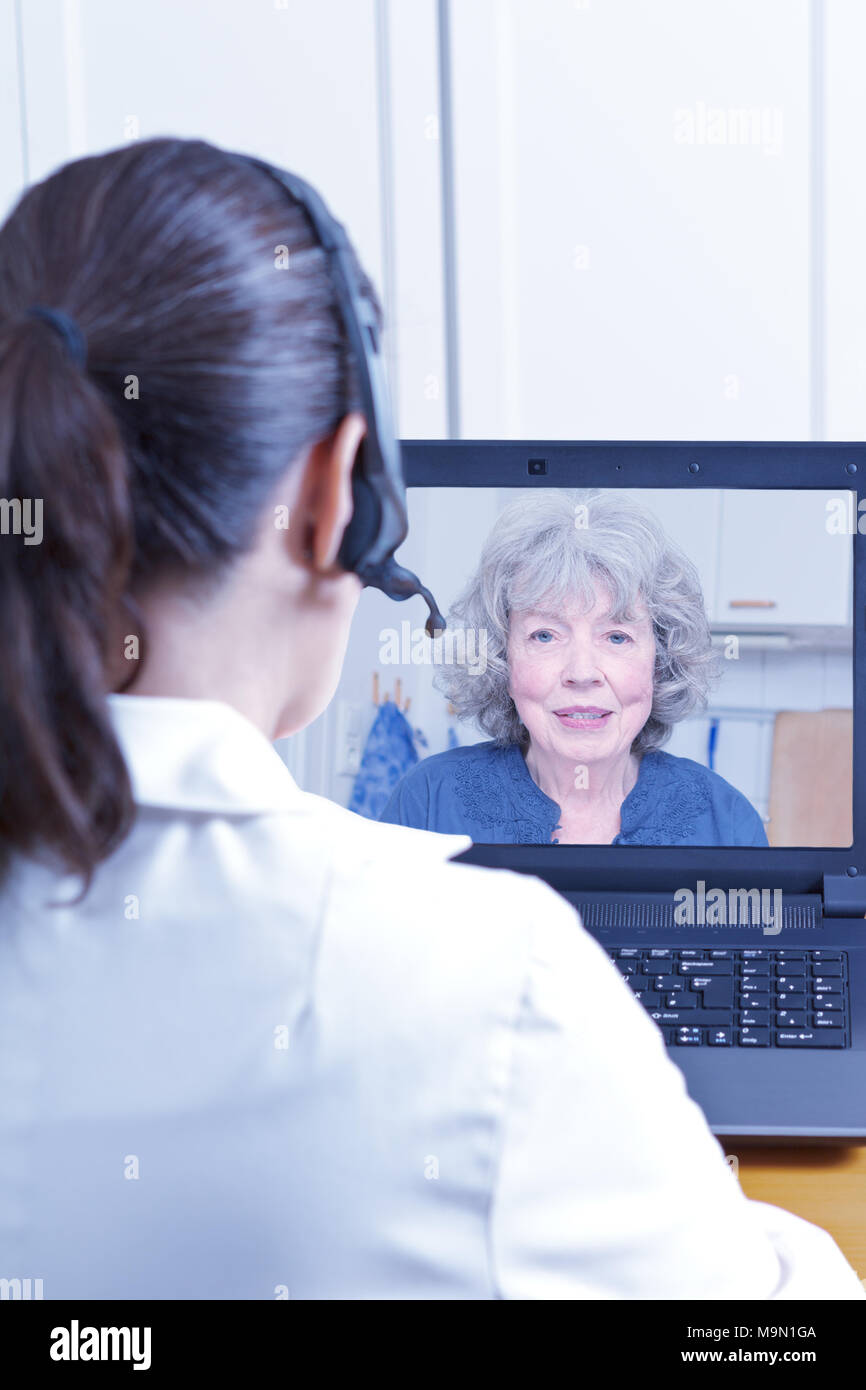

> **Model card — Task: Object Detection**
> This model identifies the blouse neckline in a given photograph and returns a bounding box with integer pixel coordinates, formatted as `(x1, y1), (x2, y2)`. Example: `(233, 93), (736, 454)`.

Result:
(502, 741), (656, 843)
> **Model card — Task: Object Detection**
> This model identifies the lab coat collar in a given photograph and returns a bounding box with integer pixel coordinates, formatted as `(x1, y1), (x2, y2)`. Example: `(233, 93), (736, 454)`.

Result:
(105, 694), (474, 865)
(106, 693), (314, 816)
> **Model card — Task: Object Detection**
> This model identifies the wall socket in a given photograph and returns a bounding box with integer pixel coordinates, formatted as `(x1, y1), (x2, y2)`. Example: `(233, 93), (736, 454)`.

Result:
(335, 700), (365, 776)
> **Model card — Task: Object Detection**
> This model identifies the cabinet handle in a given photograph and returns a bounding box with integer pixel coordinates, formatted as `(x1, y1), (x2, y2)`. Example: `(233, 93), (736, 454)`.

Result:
(728, 599), (777, 608)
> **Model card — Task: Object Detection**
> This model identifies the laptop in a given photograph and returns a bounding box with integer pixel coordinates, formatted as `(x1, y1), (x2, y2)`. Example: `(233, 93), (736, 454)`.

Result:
(389, 439), (866, 1142)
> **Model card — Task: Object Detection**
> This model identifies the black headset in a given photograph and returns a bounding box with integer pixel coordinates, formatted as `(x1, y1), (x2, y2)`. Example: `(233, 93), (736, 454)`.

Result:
(240, 152), (446, 637)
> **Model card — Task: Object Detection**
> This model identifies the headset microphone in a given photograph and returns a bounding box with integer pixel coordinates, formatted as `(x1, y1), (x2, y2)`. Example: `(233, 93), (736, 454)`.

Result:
(240, 152), (446, 638)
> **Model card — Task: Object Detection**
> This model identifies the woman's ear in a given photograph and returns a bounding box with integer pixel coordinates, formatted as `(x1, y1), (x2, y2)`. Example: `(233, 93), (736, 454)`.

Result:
(299, 412), (367, 572)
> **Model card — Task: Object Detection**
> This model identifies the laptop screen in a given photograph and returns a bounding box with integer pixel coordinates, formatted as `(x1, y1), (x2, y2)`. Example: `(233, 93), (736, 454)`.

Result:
(330, 483), (854, 851)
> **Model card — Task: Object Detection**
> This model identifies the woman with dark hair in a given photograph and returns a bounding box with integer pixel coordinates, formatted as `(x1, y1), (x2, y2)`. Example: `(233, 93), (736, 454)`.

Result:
(0, 138), (860, 1300)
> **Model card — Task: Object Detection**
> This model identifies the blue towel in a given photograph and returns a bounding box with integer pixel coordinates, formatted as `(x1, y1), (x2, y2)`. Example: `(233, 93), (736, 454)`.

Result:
(348, 700), (421, 820)
(707, 717), (720, 771)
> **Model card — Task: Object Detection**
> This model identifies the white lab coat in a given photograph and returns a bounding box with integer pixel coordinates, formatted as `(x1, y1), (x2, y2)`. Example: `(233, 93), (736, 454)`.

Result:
(0, 692), (861, 1300)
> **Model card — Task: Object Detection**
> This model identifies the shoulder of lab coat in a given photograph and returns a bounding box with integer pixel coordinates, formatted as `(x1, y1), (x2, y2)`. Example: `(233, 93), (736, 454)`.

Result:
(484, 880), (865, 1299)
(2, 694), (861, 1300)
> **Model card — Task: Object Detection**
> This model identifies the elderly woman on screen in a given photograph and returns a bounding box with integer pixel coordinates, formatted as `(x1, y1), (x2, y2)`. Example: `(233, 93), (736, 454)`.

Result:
(379, 489), (768, 847)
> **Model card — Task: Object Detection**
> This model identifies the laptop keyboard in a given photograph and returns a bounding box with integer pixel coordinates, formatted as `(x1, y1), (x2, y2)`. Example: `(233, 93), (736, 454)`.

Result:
(606, 947), (850, 1048)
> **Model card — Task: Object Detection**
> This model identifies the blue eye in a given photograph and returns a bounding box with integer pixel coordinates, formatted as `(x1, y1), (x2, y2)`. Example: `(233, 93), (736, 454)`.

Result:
(530, 630), (554, 643)
(608, 631), (631, 645)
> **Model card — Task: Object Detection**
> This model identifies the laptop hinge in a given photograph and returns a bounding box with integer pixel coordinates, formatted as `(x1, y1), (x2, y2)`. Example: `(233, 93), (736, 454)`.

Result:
(822, 873), (866, 918)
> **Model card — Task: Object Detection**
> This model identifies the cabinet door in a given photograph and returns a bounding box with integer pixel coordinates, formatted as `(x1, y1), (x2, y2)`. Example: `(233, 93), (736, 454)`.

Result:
(715, 490), (852, 627)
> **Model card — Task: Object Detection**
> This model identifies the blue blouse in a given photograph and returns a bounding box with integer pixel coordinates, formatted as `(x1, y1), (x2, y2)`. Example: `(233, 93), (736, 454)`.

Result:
(378, 741), (768, 847)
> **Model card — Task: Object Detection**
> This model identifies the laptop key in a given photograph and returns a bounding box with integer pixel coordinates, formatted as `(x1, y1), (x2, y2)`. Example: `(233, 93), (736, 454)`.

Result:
(738, 992), (770, 1010)
(678, 960), (733, 974)
(775, 950), (806, 960)
(811, 962), (843, 977)
(773, 993), (806, 1011)
(675, 1028), (703, 1045)
(650, 1009), (731, 1026)
(666, 993), (697, 1008)
(813, 1012), (844, 1027)
(776, 1030), (845, 1048)
(812, 998), (843, 1011)
(811, 951), (843, 961)
(708, 1028), (733, 1046)
(695, 980), (734, 1010)
(738, 1027), (770, 1046)
(776, 1011), (806, 1027)
(739, 1010), (770, 1026)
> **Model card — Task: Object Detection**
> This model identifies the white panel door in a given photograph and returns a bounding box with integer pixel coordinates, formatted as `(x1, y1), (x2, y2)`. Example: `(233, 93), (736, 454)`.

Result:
(449, 0), (811, 441)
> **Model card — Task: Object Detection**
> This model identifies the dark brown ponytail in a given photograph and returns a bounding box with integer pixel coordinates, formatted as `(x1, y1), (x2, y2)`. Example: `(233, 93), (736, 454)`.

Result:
(0, 137), (381, 904)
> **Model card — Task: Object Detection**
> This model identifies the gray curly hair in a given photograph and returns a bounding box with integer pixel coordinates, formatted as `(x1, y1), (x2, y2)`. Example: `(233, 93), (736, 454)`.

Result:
(434, 489), (718, 756)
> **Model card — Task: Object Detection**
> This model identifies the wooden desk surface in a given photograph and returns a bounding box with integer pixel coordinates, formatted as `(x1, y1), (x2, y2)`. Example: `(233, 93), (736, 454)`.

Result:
(725, 1145), (866, 1282)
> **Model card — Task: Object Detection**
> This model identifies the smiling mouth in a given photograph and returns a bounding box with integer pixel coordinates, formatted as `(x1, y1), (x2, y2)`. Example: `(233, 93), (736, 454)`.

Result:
(553, 708), (614, 727)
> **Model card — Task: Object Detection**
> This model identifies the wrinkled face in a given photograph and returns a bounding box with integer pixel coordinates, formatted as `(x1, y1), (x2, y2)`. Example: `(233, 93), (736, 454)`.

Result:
(506, 583), (656, 768)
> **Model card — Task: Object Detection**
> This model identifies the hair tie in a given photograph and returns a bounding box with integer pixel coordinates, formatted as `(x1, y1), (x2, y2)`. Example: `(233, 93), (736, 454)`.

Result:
(26, 305), (87, 368)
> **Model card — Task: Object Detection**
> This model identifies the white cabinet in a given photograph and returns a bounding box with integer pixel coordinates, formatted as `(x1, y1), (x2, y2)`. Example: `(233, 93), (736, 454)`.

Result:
(614, 488), (851, 631)
(715, 490), (851, 627)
